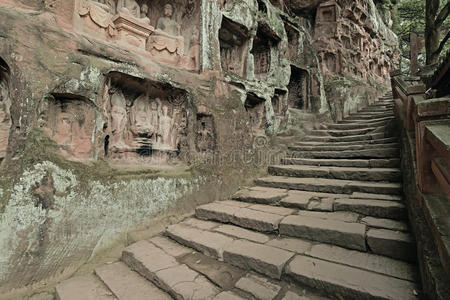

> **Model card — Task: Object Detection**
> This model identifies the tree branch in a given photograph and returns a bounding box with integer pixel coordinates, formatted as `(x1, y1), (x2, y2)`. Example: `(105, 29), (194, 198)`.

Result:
(435, 1), (450, 28)
(433, 30), (450, 56)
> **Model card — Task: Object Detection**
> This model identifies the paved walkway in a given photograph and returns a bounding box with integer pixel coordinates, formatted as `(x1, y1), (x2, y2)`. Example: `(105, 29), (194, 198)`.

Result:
(56, 93), (419, 299)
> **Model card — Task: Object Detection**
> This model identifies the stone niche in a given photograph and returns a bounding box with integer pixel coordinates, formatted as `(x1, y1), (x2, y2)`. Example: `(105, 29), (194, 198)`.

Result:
(0, 58), (11, 161)
(196, 111), (216, 152)
(245, 93), (266, 134)
(42, 95), (97, 161)
(272, 89), (286, 116)
(103, 72), (189, 164)
(76, 0), (200, 69)
(317, 1), (339, 23)
(287, 65), (309, 110)
(284, 22), (300, 62)
(251, 24), (279, 79)
(219, 17), (250, 77)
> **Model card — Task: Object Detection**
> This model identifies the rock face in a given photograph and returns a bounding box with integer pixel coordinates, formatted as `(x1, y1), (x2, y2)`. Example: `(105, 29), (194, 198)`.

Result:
(0, 0), (399, 295)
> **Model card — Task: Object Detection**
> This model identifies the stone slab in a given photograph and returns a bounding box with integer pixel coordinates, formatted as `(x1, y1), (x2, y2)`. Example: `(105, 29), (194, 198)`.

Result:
(95, 262), (171, 300)
(166, 223), (234, 259)
(334, 198), (406, 220)
(214, 291), (246, 300)
(367, 229), (416, 262)
(223, 239), (295, 279)
(266, 237), (312, 254)
(361, 216), (409, 232)
(297, 210), (360, 223)
(149, 236), (192, 258)
(307, 197), (334, 212)
(232, 187), (288, 205)
(286, 255), (417, 300)
(235, 274), (282, 300)
(306, 243), (417, 282)
(232, 208), (284, 232)
(248, 203), (296, 216)
(56, 275), (116, 300)
(195, 202), (241, 223)
(182, 217), (220, 230)
(215, 224), (270, 243)
(155, 264), (220, 300)
(350, 192), (402, 201)
(279, 215), (367, 251)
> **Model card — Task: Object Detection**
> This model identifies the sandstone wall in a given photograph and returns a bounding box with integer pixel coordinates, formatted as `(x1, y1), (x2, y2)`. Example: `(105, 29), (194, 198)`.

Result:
(0, 0), (397, 296)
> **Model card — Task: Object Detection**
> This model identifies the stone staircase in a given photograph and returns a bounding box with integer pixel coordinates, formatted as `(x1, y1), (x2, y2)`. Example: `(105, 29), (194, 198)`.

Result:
(55, 94), (420, 299)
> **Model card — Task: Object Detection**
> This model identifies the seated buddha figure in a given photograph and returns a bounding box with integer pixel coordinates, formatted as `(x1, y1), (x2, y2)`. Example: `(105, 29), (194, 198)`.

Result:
(156, 4), (180, 36)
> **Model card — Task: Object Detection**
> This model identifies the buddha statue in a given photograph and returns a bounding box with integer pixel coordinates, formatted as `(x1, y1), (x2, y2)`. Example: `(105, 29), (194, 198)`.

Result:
(156, 4), (180, 36)
(118, 0), (141, 19)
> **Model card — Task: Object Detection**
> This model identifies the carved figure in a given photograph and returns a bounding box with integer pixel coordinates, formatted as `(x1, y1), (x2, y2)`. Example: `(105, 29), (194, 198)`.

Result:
(186, 28), (200, 69)
(140, 4), (151, 25)
(156, 4), (180, 36)
(157, 105), (175, 149)
(79, 0), (116, 35)
(109, 89), (128, 149)
(130, 94), (159, 143)
(197, 118), (214, 152)
(118, 0), (141, 18)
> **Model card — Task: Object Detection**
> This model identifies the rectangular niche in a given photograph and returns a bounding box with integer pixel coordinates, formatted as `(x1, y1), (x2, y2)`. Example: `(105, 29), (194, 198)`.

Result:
(44, 95), (97, 161)
(103, 72), (190, 165)
(245, 93), (266, 133)
(196, 113), (216, 152)
(251, 24), (279, 78)
(317, 2), (339, 23)
(219, 17), (250, 77)
(287, 65), (310, 110)
(284, 22), (300, 62)
(272, 89), (286, 116)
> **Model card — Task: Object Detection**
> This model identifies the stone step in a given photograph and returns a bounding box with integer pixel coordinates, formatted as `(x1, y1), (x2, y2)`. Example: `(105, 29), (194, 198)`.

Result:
(367, 229), (417, 262)
(282, 158), (400, 168)
(334, 198), (407, 220)
(339, 116), (395, 124)
(254, 176), (402, 195)
(279, 215), (367, 251)
(293, 137), (398, 147)
(302, 132), (387, 142)
(232, 186), (288, 205)
(56, 275), (116, 300)
(268, 165), (401, 182)
(290, 148), (399, 159)
(325, 120), (391, 130)
(166, 223), (294, 279)
(345, 114), (395, 121)
(122, 240), (221, 299)
(361, 216), (409, 232)
(289, 142), (399, 152)
(95, 262), (172, 300)
(286, 255), (417, 300)
(350, 191), (402, 201)
(308, 127), (384, 137)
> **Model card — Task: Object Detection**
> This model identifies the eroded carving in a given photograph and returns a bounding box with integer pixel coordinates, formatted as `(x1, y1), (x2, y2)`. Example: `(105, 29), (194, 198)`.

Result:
(288, 66), (309, 110)
(0, 62), (11, 160)
(219, 17), (250, 77)
(245, 94), (266, 133)
(43, 96), (96, 160)
(79, 0), (116, 36)
(196, 114), (215, 152)
(252, 25), (279, 78)
(103, 74), (188, 164)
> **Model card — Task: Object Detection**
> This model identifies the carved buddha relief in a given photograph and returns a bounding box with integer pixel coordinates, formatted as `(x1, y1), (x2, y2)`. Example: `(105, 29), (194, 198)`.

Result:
(43, 96), (96, 160)
(196, 114), (215, 152)
(103, 74), (188, 163)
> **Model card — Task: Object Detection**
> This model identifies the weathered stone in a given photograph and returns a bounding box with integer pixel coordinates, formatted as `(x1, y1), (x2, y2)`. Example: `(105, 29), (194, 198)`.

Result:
(223, 239), (295, 279)
(297, 210), (360, 223)
(56, 275), (115, 300)
(155, 264), (220, 300)
(166, 224), (234, 259)
(361, 216), (409, 232)
(214, 291), (246, 300)
(232, 187), (288, 205)
(149, 236), (192, 258)
(179, 252), (245, 290)
(291, 148), (400, 159)
(279, 215), (367, 251)
(282, 291), (310, 300)
(286, 256), (418, 300)
(220, 200), (252, 208)
(215, 224), (270, 243)
(367, 229), (416, 262)
(235, 274), (282, 300)
(307, 243), (418, 282)
(307, 197), (334, 212)
(95, 262), (171, 300)
(266, 237), (312, 254)
(232, 208), (285, 232)
(334, 198), (406, 220)
(195, 202), (241, 223)
(350, 192), (402, 201)
(182, 218), (220, 230)
(248, 204), (296, 216)
(121, 240), (178, 275)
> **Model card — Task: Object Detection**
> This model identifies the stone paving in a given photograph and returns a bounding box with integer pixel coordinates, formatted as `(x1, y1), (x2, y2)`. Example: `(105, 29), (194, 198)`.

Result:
(56, 94), (420, 299)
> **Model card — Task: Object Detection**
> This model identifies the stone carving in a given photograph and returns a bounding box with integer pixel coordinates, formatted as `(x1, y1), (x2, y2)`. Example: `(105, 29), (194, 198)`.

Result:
(43, 97), (96, 160)
(103, 76), (188, 163)
(245, 94), (266, 133)
(219, 17), (249, 77)
(196, 115), (215, 152)
(0, 73), (11, 160)
(79, 0), (116, 36)
(117, 0), (140, 18)
(147, 3), (184, 65)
